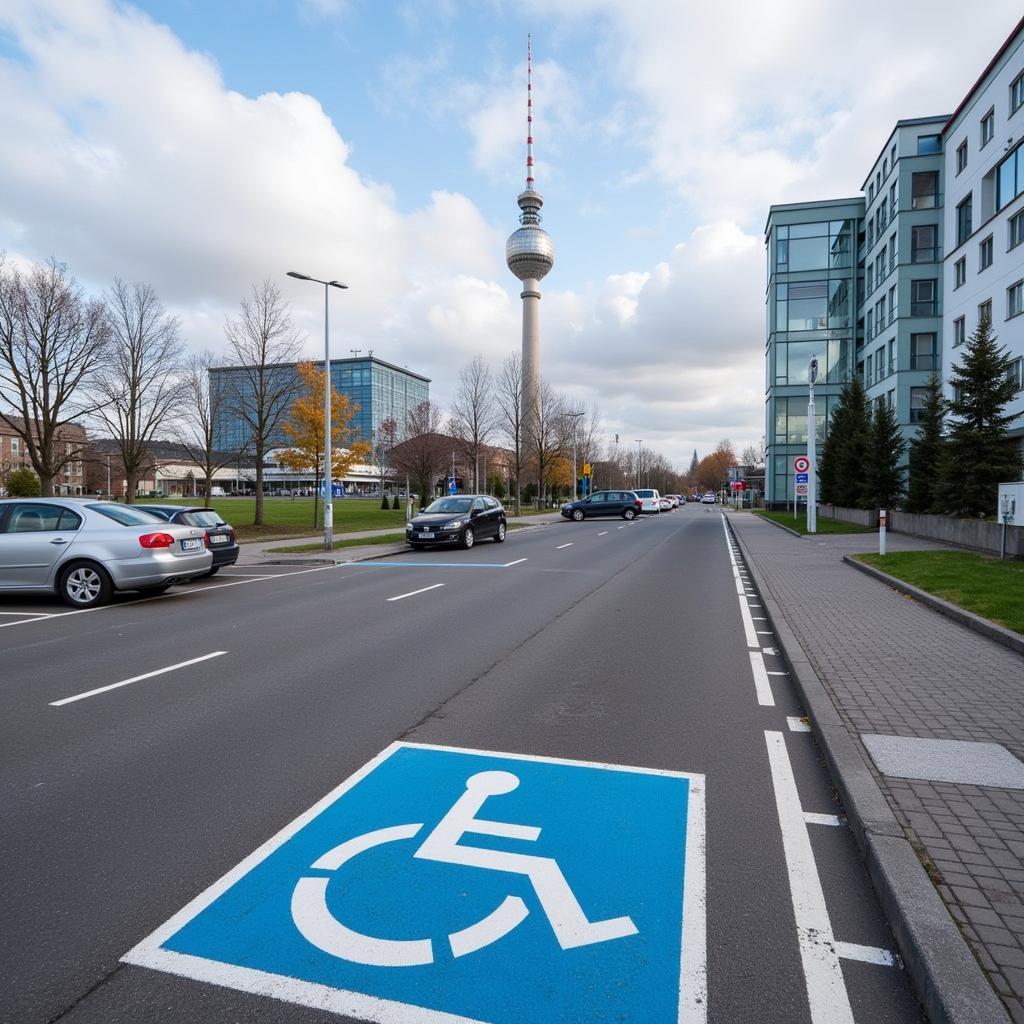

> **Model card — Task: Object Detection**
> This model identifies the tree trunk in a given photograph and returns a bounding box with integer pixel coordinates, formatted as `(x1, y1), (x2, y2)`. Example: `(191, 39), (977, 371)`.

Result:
(40, 472), (55, 497)
(125, 471), (138, 504)
(203, 472), (213, 504)
(313, 467), (320, 528)
(254, 443), (265, 525)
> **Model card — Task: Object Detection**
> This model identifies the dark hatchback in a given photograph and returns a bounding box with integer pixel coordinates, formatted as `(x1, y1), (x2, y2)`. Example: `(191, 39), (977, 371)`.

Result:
(406, 495), (507, 550)
(560, 490), (642, 521)
(134, 505), (239, 576)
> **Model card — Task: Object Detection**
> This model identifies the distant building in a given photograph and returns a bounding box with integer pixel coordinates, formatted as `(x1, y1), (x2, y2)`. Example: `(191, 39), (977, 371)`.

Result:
(0, 415), (88, 495)
(764, 16), (1024, 507)
(209, 355), (430, 453)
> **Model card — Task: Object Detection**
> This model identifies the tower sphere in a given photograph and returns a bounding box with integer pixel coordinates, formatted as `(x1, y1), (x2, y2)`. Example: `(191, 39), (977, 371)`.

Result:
(507, 187), (554, 281)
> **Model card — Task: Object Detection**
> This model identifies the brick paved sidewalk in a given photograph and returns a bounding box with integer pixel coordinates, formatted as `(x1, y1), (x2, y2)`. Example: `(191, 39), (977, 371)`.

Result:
(729, 512), (1024, 1021)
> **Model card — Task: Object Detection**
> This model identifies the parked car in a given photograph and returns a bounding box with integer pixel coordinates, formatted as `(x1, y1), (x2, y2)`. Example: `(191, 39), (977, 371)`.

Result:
(135, 505), (238, 577)
(702, 492), (717, 504)
(560, 490), (641, 521)
(657, 496), (673, 512)
(632, 488), (663, 514)
(0, 498), (211, 607)
(406, 495), (506, 549)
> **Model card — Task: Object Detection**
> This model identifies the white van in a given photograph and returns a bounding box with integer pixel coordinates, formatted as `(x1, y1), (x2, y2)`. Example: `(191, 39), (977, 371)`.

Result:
(210, 486), (226, 497)
(632, 488), (662, 514)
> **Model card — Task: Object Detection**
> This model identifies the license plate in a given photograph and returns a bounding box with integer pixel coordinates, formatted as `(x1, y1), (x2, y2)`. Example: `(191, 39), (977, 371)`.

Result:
(180, 538), (202, 551)
(419, 531), (435, 539)
(209, 534), (229, 544)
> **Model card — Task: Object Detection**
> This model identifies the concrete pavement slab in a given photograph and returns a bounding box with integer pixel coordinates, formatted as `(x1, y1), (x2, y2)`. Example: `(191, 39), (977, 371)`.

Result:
(862, 736), (1024, 790)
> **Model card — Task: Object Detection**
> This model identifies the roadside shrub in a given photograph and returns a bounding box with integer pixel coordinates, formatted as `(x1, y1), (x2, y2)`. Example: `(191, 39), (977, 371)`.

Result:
(380, 495), (390, 510)
(392, 495), (400, 509)
(5, 467), (41, 497)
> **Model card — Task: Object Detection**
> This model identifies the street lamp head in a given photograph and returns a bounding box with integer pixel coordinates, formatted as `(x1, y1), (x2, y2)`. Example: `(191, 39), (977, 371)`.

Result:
(286, 271), (312, 281)
(808, 355), (819, 385)
(328, 280), (348, 289)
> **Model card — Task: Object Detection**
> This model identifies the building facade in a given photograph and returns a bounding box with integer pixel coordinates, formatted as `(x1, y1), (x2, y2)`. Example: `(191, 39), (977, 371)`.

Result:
(210, 356), (430, 454)
(764, 16), (1024, 506)
(764, 199), (862, 505)
(0, 416), (88, 495)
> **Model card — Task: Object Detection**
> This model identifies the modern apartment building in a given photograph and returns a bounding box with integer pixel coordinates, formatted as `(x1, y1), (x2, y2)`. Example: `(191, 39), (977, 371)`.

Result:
(764, 16), (1024, 506)
(210, 355), (430, 453)
(943, 22), (1024, 441)
(764, 199), (862, 505)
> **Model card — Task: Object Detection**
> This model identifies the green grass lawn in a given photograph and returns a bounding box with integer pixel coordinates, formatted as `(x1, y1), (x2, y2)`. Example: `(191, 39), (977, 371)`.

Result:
(753, 509), (872, 535)
(857, 550), (1024, 635)
(268, 532), (408, 554)
(144, 497), (406, 540)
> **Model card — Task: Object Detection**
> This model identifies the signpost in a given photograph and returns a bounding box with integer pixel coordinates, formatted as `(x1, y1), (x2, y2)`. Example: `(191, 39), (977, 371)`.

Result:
(806, 355), (819, 534)
(879, 508), (887, 556)
(792, 456), (810, 520)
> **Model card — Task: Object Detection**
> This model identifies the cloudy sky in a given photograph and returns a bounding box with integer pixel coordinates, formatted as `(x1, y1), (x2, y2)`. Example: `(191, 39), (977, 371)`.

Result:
(1, 1), (1022, 466)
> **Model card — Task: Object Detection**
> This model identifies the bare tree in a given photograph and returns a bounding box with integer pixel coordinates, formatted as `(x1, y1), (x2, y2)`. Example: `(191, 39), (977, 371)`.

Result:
(94, 280), (186, 502)
(0, 257), (109, 495)
(527, 378), (569, 506)
(224, 281), (304, 526)
(388, 400), (448, 510)
(177, 351), (238, 502)
(495, 351), (525, 514)
(448, 355), (497, 493)
(371, 415), (398, 501)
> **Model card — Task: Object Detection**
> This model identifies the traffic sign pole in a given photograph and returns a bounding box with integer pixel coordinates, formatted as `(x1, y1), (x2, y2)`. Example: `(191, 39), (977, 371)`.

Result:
(806, 355), (818, 534)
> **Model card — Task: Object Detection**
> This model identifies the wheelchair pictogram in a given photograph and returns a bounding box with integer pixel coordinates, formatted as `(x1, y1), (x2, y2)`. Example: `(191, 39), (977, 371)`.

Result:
(290, 769), (639, 966)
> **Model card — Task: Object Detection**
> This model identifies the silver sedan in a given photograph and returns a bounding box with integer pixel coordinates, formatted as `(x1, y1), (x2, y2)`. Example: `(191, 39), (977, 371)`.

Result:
(0, 498), (213, 608)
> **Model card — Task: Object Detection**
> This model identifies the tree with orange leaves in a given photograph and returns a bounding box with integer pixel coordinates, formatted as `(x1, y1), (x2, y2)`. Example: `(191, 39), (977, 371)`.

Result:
(279, 362), (371, 527)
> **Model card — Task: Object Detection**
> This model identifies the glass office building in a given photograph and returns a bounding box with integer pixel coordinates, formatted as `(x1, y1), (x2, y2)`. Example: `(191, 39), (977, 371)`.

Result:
(210, 356), (430, 452)
(764, 199), (863, 505)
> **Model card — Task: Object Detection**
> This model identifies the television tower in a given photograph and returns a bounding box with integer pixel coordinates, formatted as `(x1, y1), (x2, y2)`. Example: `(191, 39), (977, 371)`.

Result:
(506, 34), (554, 440)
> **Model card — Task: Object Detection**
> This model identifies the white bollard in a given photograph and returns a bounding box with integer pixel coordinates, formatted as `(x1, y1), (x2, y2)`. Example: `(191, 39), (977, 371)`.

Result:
(879, 508), (887, 556)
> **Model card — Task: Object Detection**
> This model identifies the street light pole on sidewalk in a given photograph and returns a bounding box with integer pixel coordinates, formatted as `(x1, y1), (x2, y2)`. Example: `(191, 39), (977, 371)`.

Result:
(287, 271), (348, 552)
(807, 354), (819, 535)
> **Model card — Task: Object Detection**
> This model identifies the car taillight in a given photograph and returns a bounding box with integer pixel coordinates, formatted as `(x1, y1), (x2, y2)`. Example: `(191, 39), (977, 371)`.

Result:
(139, 532), (175, 549)
(636, 498), (642, 508)
(204, 531), (213, 548)
(229, 526), (236, 543)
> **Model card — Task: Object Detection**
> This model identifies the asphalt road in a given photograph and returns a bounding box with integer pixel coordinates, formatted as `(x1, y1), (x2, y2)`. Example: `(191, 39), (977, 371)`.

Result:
(0, 507), (925, 1023)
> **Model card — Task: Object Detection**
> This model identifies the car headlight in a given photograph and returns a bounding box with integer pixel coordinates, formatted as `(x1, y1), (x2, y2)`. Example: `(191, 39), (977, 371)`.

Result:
(447, 519), (464, 529)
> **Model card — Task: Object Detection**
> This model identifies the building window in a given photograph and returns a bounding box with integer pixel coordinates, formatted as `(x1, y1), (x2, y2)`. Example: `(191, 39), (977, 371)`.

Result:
(889, 182), (897, 211)
(997, 147), (1022, 211)
(910, 387), (929, 422)
(891, 143), (897, 166)
(981, 107), (995, 147)
(911, 171), (939, 209)
(867, 265), (874, 294)
(1007, 357), (1024, 392)
(1009, 209), (1024, 250)
(917, 134), (941, 155)
(954, 315), (966, 347)
(979, 234), (994, 270)
(911, 224), (937, 263)
(910, 332), (938, 370)
(868, 182), (875, 202)
(866, 309), (874, 339)
(955, 256), (967, 288)
(11, 437), (19, 454)
(889, 233), (897, 268)
(956, 194), (973, 245)
(979, 298), (992, 325)
(1012, 71), (1024, 115)
(888, 388), (896, 408)
(889, 284), (898, 321)
(911, 279), (937, 316)
(956, 140), (968, 174)
(883, 158), (888, 178)
(1009, 280), (1024, 319)
(867, 221), (875, 250)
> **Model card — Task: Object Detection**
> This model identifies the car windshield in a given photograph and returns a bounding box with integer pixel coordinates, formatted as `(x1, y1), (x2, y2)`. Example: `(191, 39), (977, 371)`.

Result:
(425, 498), (472, 514)
(87, 503), (167, 526)
(180, 510), (224, 527)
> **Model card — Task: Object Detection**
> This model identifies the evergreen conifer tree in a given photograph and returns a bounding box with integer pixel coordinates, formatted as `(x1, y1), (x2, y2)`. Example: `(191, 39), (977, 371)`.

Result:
(905, 372), (944, 513)
(862, 398), (906, 509)
(818, 374), (870, 508)
(938, 317), (1022, 517)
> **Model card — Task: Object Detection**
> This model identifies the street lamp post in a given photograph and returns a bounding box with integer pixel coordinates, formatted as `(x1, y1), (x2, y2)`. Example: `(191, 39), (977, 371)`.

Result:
(807, 354), (819, 535)
(634, 440), (642, 489)
(287, 271), (348, 551)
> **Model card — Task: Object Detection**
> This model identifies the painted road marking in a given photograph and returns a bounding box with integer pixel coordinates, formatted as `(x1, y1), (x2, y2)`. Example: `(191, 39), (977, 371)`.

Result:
(387, 583), (445, 602)
(124, 742), (706, 1024)
(803, 813), (844, 828)
(597, 531), (608, 536)
(50, 651), (227, 707)
(787, 716), (810, 732)
(833, 942), (896, 967)
(502, 558), (528, 567)
(0, 610), (52, 616)
(765, 730), (855, 1024)
(748, 652), (775, 707)
(617, 525), (626, 529)
(737, 594), (759, 648)
(556, 542), (574, 549)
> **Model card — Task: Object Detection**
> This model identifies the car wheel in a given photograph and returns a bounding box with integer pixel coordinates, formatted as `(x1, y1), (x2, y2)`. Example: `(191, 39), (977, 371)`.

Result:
(58, 561), (113, 609)
(572, 509), (585, 522)
(622, 508), (636, 520)
(493, 522), (507, 543)
(461, 526), (475, 549)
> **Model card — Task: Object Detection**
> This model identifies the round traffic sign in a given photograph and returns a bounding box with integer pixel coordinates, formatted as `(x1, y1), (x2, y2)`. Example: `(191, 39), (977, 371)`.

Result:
(793, 456), (810, 474)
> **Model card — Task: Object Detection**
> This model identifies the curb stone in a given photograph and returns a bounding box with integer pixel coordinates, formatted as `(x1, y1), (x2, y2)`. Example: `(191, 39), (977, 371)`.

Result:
(726, 514), (1010, 1024)
(751, 513), (803, 538)
(844, 555), (1024, 660)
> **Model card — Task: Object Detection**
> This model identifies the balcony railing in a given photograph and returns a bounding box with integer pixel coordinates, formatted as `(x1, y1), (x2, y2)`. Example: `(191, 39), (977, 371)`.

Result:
(910, 354), (940, 370)
(911, 192), (942, 210)
(910, 245), (940, 263)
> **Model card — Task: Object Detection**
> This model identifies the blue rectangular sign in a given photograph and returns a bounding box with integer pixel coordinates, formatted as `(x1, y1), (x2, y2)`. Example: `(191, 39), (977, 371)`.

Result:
(795, 472), (809, 483)
(124, 743), (705, 1024)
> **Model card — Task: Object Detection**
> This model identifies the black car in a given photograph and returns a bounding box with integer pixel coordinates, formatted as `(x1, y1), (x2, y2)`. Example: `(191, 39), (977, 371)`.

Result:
(134, 505), (239, 576)
(560, 490), (642, 521)
(406, 495), (507, 550)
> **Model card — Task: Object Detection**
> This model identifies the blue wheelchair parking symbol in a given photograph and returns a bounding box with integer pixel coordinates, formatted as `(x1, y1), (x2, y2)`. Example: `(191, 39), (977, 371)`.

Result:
(124, 743), (706, 1024)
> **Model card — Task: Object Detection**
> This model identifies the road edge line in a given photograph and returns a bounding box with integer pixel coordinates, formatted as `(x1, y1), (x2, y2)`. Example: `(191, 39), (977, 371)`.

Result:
(726, 514), (1010, 1024)
(843, 555), (1024, 659)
